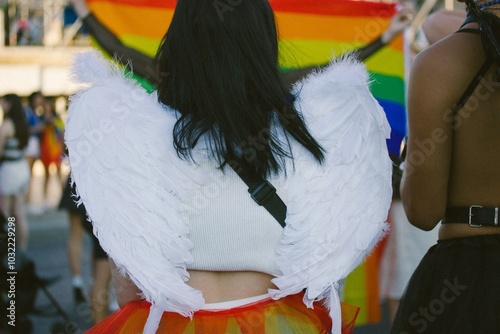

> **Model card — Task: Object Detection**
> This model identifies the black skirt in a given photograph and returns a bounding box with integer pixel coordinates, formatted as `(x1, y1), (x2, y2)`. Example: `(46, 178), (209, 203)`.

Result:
(391, 234), (500, 334)
(59, 177), (107, 260)
(59, 177), (86, 213)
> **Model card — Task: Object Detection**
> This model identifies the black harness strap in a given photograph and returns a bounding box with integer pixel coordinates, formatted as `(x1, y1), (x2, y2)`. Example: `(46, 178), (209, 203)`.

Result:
(452, 57), (493, 116)
(453, 18), (495, 115)
(229, 162), (287, 228)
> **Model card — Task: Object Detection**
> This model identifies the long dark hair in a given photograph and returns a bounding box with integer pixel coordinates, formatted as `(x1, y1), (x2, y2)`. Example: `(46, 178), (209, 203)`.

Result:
(466, 0), (500, 76)
(28, 91), (43, 111)
(155, 0), (324, 177)
(2, 94), (29, 149)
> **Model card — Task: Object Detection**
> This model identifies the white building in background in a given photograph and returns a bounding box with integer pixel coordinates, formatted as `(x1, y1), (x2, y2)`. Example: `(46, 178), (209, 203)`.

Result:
(0, 46), (90, 96)
(0, 0), (90, 96)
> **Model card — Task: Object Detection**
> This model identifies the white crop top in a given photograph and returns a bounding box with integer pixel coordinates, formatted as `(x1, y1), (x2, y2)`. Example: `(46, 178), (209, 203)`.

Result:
(185, 160), (285, 276)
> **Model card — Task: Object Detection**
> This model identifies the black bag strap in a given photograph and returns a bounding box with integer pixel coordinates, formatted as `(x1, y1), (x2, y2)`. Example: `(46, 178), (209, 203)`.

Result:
(453, 57), (493, 116)
(459, 14), (478, 29)
(229, 162), (286, 228)
(453, 17), (494, 116)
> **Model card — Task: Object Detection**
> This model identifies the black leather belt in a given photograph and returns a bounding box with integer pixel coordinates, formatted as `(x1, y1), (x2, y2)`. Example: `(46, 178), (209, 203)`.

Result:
(442, 206), (500, 227)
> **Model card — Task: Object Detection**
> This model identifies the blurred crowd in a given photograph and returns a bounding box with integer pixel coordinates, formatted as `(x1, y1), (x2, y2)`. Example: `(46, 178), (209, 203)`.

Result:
(2, 0), (88, 47)
(0, 91), (114, 331)
(0, 91), (65, 248)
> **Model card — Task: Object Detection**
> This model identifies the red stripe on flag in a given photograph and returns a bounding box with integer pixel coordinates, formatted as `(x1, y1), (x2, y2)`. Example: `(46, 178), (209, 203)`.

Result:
(87, 0), (176, 9)
(270, 0), (396, 17)
(87, 0), (396, 18)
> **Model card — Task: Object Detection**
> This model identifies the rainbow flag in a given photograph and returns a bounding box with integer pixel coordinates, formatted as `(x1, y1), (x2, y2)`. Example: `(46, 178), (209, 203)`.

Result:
(274, 0), (406, 156)
(87, 0), (406, 325)
(87, 0), (406, 156)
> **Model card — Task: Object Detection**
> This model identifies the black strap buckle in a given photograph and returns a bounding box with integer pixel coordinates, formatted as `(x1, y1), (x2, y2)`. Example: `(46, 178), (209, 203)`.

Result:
(249, 181), (276, 206)
(468, 205), (483, 228)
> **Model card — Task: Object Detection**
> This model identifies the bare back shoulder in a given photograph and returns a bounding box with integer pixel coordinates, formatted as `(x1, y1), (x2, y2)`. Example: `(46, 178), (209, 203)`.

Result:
(402, 28), (500, 232)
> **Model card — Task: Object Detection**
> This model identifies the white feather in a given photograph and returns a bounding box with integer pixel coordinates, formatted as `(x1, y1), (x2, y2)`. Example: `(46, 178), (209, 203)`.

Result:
(70, 51), (116, 85)
(269, 56), (392, 332)
(66, 51), (392, 333)
(66, 51), (206, 333)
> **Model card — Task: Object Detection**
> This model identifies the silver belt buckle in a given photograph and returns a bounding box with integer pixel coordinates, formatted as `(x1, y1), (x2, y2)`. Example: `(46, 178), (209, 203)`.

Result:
(468, 205), (483, 228)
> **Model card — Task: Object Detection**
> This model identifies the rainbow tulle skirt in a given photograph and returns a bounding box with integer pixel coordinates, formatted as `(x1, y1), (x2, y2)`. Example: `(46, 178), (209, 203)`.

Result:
(86, 292), (359, 333)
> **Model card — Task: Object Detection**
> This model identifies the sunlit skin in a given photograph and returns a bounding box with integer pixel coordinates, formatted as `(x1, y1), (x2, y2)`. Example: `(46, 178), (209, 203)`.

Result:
(401, 1), (500, 240)
(110, 261), (277, 306)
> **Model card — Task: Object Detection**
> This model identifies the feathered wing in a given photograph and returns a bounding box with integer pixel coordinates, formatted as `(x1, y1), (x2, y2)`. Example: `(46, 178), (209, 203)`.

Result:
(66, 51), (391, 334)
(270, 57), (392, 334)
(65, 51), (206, 333)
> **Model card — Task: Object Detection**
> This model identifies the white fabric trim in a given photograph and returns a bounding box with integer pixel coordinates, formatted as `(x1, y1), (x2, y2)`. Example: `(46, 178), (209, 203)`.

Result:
(201, 293), (271, 311)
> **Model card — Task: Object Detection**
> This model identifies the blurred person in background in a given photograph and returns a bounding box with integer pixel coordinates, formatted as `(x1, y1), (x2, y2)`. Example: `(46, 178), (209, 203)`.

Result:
(14, 17), (31, 45)
(59, 177), (113, 323)
(40, 97), (65, 206)
(59, 177), (88, 306)
(24, 91), (46, 210)
(0, 94), (30, 251)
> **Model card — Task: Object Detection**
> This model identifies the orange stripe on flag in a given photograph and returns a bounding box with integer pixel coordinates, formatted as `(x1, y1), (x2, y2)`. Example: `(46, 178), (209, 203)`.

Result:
(277, 13), (390, 43)
(88, 2), (172, 39)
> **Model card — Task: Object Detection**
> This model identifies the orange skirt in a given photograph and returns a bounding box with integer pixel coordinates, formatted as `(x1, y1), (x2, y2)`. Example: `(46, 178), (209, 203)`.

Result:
(86, 292), (359, 333)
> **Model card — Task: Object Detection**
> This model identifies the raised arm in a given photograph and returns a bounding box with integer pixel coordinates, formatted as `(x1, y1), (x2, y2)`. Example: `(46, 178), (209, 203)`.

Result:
(282, 2), (414, 88)
(71, 0), (411, 90)
(356, 1), (414, 61)
(70, 0), (159, 84)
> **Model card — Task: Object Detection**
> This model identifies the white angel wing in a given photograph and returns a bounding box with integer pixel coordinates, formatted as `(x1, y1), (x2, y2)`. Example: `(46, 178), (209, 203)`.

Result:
(270, 57), (392, 334)
(65, 51), (206, 333)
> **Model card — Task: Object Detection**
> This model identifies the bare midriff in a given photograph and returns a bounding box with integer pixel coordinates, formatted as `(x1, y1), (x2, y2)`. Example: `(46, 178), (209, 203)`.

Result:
(186, 270), (277, 303)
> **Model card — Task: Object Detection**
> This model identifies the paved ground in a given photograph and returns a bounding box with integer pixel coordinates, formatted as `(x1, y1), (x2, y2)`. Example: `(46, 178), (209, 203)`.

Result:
(2, 163), (391, 333)
(2, 162), (96, 334)
(21, 209), (95, 334)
